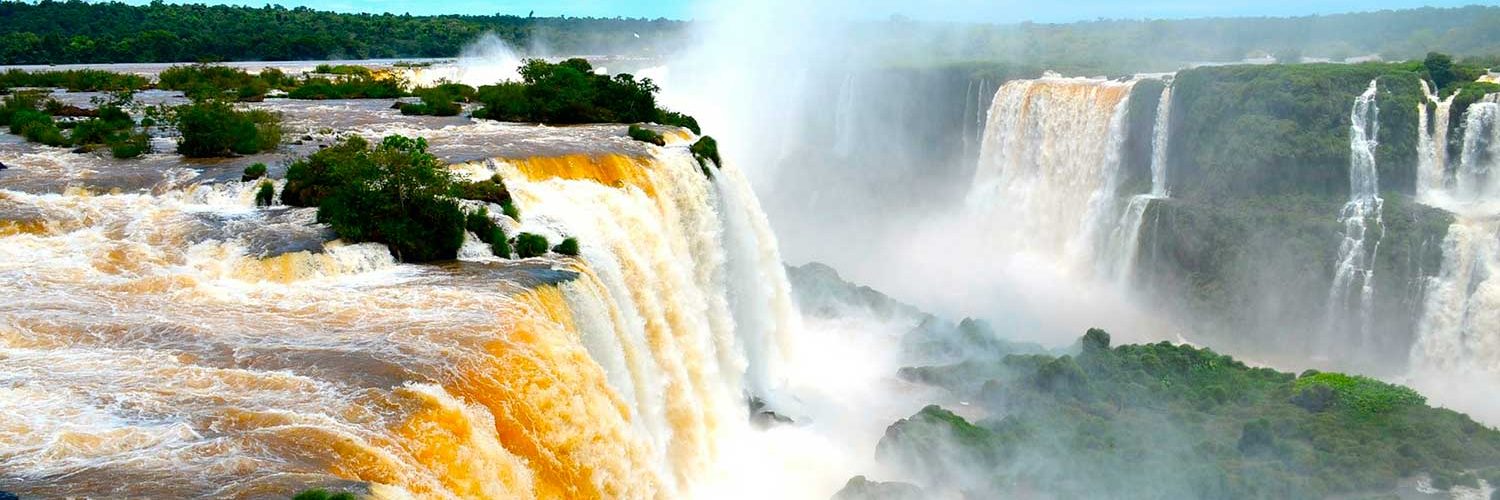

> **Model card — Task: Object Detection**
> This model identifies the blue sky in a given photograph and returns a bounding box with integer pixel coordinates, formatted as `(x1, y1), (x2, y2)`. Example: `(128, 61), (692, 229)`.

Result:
(112, 0), (1486, 22)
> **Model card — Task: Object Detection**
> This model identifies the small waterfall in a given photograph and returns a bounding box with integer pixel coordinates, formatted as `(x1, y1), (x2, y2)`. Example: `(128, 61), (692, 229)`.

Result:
(1148, 84), (1174, 198)
(1412, 99), (1500, 377)
(1456, 103), (1500, 203)
(1327, 80), (1385, 345)
(1107, 82), (1174, 283)
(967, 75), (1136, 272)
(1418, 80), (1457, 201)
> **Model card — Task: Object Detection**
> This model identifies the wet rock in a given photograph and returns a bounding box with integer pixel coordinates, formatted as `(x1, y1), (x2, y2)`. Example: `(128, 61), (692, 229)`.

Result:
(749, 396), (794, 428)
(832, 476), (924, 500)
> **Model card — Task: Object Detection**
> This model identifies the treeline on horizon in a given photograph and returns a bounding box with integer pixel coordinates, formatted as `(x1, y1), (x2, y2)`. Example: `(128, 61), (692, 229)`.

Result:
(0, 0), (683, 64)
(868, 5), (1500, 75)
(3, 2), (1500, 71)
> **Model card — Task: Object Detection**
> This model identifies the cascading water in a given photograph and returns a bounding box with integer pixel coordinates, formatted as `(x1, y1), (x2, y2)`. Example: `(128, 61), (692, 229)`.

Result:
(967, 75), (1136, 271)
(1327, 79), (1385, 345)
(1411, 99), (1500, 380)
(1455, 102), (1500, 202)
(0, 145), (798, 498)
(1418, 80), (1457, 201)
(1106, 82), (1172, 283)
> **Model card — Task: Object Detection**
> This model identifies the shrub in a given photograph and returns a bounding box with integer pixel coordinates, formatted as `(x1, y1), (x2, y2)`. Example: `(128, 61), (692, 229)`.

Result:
(314, 64), (372, 77)
(9, 109), (68, 147)
(552, 237), (579, 256)
(292, 489), (356, 500)
(1293, 372), (1426, 418)
(282, 136), (368, 207)
(0, 92), (47, 126)
(171, 100), (281, 157)
(288, 135), (467, 262)
(473, 58), (700, 129)
(627, 124), (664, 146)
(453, 174), (510, 204)
(464, 207), (510, 258)
(657, 110), (700, 135)
(515, 232), (549, 258)
(500, 199), (521, 221)
(254, 180), (275, 206)
(242, 162), (268, 181)
(690, 135), (721, 170)
(1237, 418), (1274, 455)
(0, 69), (149, 92)
(159, 64), (265, 101)
(400, 86), (469, 116)
(109, 133), (150, 159)
(288, 76), (404, 100)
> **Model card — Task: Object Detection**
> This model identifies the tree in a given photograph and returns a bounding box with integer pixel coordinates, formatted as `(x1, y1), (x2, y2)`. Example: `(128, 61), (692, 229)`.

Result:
(286, 135), (468, 262)
(1081, 328), (1111, 353)
(1425, 52), (1456, 91)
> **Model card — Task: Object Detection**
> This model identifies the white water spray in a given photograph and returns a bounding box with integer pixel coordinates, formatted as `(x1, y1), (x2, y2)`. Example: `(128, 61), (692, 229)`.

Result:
(1327, 80), (1385, 345)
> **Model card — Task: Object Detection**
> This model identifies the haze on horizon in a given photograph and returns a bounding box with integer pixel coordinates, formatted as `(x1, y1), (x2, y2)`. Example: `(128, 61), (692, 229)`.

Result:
(103, 0), (1488, 23)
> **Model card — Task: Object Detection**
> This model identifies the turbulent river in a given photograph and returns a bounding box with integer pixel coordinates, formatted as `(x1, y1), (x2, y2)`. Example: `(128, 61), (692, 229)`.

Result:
(0, 94), (836, 497)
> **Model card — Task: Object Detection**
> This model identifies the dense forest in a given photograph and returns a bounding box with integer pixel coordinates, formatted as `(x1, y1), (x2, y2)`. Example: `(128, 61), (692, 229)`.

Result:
(867, 6), (1500, 75)
(2, 2), (1500, 71)
(0, 0), (683, 64)
(878, 327), (1500, 499)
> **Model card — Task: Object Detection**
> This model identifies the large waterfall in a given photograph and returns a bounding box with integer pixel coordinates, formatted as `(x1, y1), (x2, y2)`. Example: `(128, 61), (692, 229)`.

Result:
(0, 146), (798, 498)
(967, 75), (1137, 271)
(1327, 80), (1385, 344)
(1411, 98), (1500, 379)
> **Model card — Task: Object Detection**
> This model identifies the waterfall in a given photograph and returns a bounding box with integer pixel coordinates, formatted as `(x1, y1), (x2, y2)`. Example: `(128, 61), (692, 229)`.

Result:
(1106, 82), (1174, 283)
(1412, 99), (1500, 378)
(967, 75), (1137, 272)
(1456, 103), (1500, 203)
(1148, 84), (1173, 198)
(1327, 80), (1385, 345)
(1418, 80), (1457, 201)
(0, 146), (798, 498)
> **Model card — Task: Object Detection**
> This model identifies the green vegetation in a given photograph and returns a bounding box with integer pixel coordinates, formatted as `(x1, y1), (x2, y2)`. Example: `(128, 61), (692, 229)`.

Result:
(291, 489), (356, 500)
(1422, 52), (1490, 96)
(1136, 195), (1450, 369)
(552, 237), (579, 256)
(283, 135), (465, 262)
(454, 174), (511, 205)
(472, 58), (697, 128)
(169, 100), (281, 157)
(690, 136), (720, 172)
(1169, 63), (1431, 200)
(881, 329), (1500, 499)
(626, 124), (665, 146)
(159, 64), (273, 101)
(313, 64), (373, 77)
(0, 1), (682, 64)
(501, 200), (521, 221)
(399, 86), (471, 117)
(0, 69), (149, 92)
(832, 476), (924, 500)
(254, 181), (275, 207)
(287, 76), (404, 100)
(106, 132), (149, 159)
(1292, 372), (1426, 418)
(242, 163), (268, 182)
(0, 92), (147, 156)
(515, 232), (549, 259)
(8, 108), (66, 146)
(464, 207), (510, 258)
